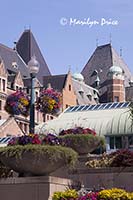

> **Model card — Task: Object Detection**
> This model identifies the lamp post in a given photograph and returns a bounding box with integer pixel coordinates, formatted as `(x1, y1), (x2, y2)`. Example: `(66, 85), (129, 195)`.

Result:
(28, 56), (40, 134)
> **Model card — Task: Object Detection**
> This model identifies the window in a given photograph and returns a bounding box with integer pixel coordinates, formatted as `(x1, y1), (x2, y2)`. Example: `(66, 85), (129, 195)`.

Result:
(2, 79), (5, 92)
(0, 100), (2, 110)
(19, 122), (23, 130)
(115, 136), (122, 149)
(16, 86), (19, 91)
(109, 136), (122, 149)
(24, 124), (28, 133)
(0, 78), (1, 90)
(50, 116), (54, 120)
(26, 88), (30, 94)
(114, 96), (119, 102)
(69, 84), (71, 91)
(79, 91), (84, 98)
(110, 137), (114, 149)
(87, 94), (92, 101)
(128, 135), (133, 149)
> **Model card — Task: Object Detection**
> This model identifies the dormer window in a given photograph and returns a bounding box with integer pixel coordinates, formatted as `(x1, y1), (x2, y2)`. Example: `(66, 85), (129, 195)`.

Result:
(79, 87), (84, 97)
(87, 94), (92, 101)
(87, 90), (92, 101)
(93, 92), (99, 103)
(95, 76), (100, 87)
(12, 62), (18, 69)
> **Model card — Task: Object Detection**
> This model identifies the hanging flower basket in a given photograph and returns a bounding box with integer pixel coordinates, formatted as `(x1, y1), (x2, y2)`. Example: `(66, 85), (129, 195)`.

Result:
(36, 88), (62, 115)
(4, 91), (30, 117)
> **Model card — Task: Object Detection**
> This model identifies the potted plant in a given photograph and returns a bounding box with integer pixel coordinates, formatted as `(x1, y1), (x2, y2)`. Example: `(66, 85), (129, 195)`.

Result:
(0, 134), (77, 176)
(59, 127), (105, 155)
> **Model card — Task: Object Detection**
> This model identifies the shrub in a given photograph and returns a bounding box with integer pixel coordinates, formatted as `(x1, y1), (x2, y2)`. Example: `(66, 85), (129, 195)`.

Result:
(110, 149), (133, 167)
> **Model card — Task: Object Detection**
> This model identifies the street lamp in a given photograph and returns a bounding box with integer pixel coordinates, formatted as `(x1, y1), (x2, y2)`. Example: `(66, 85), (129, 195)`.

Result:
(28, 56), (40, 134)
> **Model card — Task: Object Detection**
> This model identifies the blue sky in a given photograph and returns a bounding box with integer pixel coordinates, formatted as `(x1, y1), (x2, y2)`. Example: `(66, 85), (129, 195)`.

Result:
(0, 0), (133, 74)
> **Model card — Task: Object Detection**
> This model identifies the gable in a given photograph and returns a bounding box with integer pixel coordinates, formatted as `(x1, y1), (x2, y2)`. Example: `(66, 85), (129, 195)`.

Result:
(0, 59), (7, 78)
(14, 71), (24, 87)
(0, 117), (23, 137)
(63, 72), (74, 92)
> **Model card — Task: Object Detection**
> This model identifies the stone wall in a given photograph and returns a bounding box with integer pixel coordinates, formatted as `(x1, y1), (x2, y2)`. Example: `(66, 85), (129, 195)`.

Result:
(0, 168), (132, 200)
(0, 176), (71, 200)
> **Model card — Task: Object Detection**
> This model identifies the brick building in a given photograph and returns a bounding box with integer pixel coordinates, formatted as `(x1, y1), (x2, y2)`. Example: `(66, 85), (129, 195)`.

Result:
(0, 29), (98, 137)
(1, 30), (133, 138)
(81, 43), (133, 103)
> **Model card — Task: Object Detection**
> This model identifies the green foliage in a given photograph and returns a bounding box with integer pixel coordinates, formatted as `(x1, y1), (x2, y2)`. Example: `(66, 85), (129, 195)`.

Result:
(0, 144), (78, 167)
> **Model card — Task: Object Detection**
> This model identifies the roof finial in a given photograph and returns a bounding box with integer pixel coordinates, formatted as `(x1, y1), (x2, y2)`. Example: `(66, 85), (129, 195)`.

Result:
(13, 41), (17, 51)
(68, 65), (71, 71)
(120, 47), (122, 57)
(109, 33), (112, 44)
(96, 38), (98, 47)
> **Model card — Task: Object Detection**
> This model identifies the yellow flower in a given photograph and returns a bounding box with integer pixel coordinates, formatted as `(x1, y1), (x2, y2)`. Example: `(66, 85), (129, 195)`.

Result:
(98, 188), (131, 200)
(20, 98), (29, 106)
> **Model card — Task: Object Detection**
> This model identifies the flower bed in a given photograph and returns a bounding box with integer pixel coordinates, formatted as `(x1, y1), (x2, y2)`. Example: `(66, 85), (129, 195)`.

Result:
(4, 91), (30, 117)
(86, 149), (133, 168)
(52, 188), (133, 200)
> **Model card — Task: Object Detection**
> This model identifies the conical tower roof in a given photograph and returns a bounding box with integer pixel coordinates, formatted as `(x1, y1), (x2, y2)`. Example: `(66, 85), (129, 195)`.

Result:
(16, 29), (51, 83)
(81, 43), (132, 102)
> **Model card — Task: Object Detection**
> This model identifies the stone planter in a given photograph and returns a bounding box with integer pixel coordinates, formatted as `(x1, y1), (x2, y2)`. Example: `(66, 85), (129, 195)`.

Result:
(59, 134), (104, 155)
(0, 145), (77, 176)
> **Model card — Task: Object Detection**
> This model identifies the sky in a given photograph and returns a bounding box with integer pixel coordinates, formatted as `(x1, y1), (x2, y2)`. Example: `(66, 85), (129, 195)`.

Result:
(0, 0), (133, 75)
